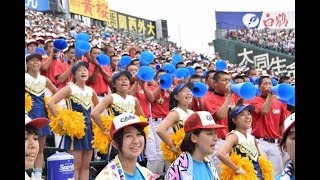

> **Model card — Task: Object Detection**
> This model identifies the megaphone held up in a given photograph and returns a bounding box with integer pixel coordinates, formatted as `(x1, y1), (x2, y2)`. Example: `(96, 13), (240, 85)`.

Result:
(96, 54), (110, 66)
(139, 51), (154, 65)
(75, 32), (90, 42)
(136, 66), (155, 82)
(191, 82), (208, 98)
(75, 40), (91, 57)
(172, 53), (182, 66)
(215, 60), (227, 71)
(231, 82), (256, 100)
(186, 66), (195, 76)
(162, 64), (176, 74)
(159, 73), (173, 90)
(53, 39), (68, 52)
(271, 83), (294, 100)
(119, 55), (132, 70)
(279, 95), (295, 106)
(174, 68), (190, 79)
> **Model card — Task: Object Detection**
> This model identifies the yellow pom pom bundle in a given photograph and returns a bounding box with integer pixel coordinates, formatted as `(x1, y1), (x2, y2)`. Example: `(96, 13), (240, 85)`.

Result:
(25, 92), (33, 113)
(160, 129), (185, 164)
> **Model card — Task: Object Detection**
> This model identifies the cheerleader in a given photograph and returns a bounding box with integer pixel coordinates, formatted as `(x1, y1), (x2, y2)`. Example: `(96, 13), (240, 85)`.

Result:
(47, 61), (99, 180)
(25, 53), (58, 179)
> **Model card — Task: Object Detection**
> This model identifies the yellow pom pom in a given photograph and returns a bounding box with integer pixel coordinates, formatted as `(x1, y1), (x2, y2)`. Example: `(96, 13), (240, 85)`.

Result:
(258, 155), (273, 180)
(50, 108), (86, 140)
(139, 115), (149, 138)
(91, 114), (113, 154)
(219, 153), (257, 180)
(160, 129), (185, 163)
(44, 96), (61, 121)
(25, 92), (33, 113)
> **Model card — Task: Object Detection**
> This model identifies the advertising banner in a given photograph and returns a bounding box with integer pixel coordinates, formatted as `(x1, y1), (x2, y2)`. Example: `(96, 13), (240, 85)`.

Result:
(25, 0), (50, 11)
(215, 11), (294, 30)
(257, 12), (295, 29)
(215, 11), (263, 29)
(106, 10), (157, 37)
(69, 0), (109, 22)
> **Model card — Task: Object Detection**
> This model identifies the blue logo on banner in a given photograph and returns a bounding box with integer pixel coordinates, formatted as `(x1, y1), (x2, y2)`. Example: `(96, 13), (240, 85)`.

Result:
(215, 11), (263, 29)
(25, 0), (49, 11)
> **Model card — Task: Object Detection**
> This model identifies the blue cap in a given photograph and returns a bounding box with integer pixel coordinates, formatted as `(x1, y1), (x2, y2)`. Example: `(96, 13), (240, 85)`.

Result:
(112, 70), (132, 83)
(172, 82), (194, 96)
(229, 104), (254, 119)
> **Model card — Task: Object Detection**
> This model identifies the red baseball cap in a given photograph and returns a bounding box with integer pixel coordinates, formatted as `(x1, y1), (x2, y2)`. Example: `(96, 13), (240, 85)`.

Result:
(184, 111), (227, 132)
(110, 113), (149, 138)
(25, 114), (49, 129)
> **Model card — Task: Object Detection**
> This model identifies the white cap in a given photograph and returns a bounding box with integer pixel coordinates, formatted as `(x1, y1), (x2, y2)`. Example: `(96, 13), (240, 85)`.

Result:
(283, 113), (295, 136)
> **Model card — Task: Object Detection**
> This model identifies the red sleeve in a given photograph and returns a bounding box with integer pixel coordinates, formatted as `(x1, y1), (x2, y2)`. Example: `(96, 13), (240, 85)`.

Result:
(248, 97), (263, 115)
(54, 62), (68, 78)
(203, 94), (221, 117)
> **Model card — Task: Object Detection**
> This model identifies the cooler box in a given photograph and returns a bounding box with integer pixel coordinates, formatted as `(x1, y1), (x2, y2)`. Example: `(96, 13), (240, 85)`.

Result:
(47, 151), (74, 180)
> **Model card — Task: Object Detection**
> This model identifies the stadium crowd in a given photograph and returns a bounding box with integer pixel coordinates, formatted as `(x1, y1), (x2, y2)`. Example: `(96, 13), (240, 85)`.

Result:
(25, 7), (295, 180)
(226, 28), (295, 56)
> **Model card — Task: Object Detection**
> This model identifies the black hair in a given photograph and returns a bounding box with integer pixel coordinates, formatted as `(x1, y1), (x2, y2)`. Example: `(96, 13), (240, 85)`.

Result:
(212, 71), (228, 81)
(110, 55), (118, 59)
(169, 91), (178, 111)
(156, 69), (166, 80)
(25, 124), (39, 135)
(205, 70), (216, 80)
(109, 124), (146, 161)
(279, 76), (291, 84)
(258, 76), (270, 86)
(66, 45), (75, 53)
(279, 126), (295, 153)
(180, 129), (202, 154)
(189, 74), (201, 81)
(227, 107), (236, 132)
(245, 68), (256, 77)
(175, 62), (185, 69)
(233, 75), (245, 83)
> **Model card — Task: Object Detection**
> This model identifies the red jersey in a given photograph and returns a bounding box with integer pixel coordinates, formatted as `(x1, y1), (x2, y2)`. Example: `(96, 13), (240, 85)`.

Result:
(249, 96), (287, 139)
(203, 90), (235, 138)
(40, 57), (62, 87)
(150, 86), (170, 118)
(87, 63), (109, 94)
(190, 97), (201, 111)
(133, 84), (153, 118)
(54, 61), (72, 90)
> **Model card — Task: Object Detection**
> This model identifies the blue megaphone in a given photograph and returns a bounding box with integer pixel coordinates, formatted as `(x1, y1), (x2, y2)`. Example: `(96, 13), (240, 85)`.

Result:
(159, 73), (173, 90)
(231, 82), (256, 100)
(163, 64), (176, 74)
(279, 94), (295, 106)
(250, 76), (259, 84)
(174, 68), (190, 79)
(75, 40), (91, 57)
(139, 51), (154, 65)
(215, 60), (227, 71)
(271, 78), (278, 86)
(172, 53), (182, 66)
(119, 55), (132, 70)
(35, 47), (46, 55)
(186, 66), (195, 76)
(255, 84), (261, 96)
(75, 32), (90, 42)
(271, 83), (294, 100)
(53, 39), (68, 52)
(96, 54), (110, 66)
(191, 82), (208, 98)
(136, 66), (155, 82)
